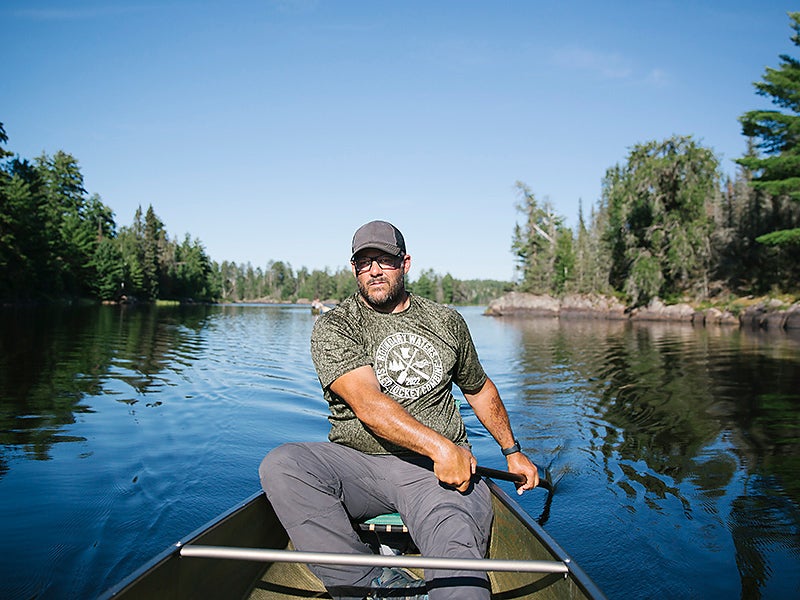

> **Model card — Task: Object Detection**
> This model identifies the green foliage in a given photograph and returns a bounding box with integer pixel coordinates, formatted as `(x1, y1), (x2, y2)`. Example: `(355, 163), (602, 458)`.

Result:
(512, 182), (576, 294)
(142, 206), (165, 301)
(169, 235), (215, 301)
(0, 159), (47, 298)
(34, 150), (103, 296)
(512, 135), (798, 301)
(624, 251), (664, 304)
(334, 270), (357, 299)
(90, 237), (124, 300)
(736, 12), (800, 247)
(406, 271), (508, 305)
(211, 260), (503, 305)
(0, 122), (510, 306)
(297, 267), (336, 300)
(0, 123), (222, 303)
(571, 201), (612, 295)
(600, 136), (718, 305)
(441, 274), (454, 304)
(756, 228), (800, 245)
(0, 131), (118, 301)
(409, 268), (437, 300)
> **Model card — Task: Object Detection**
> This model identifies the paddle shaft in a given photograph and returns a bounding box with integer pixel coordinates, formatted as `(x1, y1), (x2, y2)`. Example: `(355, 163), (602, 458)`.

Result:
(475, 465), (553, 492)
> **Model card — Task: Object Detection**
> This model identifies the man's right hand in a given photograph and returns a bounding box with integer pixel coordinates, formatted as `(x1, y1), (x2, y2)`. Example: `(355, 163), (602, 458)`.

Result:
(432, 443), (476, 493)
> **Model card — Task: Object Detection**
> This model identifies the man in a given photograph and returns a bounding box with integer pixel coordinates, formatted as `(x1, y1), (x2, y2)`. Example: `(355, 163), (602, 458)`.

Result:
(260, 220), (539, 600)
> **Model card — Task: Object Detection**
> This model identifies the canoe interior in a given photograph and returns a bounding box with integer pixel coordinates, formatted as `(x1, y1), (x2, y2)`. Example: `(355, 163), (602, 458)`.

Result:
(103, 480), (603, 600)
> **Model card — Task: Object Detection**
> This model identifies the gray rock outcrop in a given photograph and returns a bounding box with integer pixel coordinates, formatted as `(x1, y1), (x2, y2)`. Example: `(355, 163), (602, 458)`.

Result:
(485, 292), (798, 331)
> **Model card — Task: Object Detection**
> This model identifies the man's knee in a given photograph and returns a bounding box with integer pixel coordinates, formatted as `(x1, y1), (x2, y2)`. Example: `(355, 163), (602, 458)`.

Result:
(413, 499), (492, 559)
(259, 442), (310, 495)
(437, 511), (488, 549)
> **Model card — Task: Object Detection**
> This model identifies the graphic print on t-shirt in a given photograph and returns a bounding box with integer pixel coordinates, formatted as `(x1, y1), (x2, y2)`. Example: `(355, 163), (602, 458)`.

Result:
(374, 332), (444, 400)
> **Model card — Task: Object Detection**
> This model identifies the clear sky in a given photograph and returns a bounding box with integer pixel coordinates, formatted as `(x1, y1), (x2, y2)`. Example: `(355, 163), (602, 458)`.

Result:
(2, 1), (796, 281)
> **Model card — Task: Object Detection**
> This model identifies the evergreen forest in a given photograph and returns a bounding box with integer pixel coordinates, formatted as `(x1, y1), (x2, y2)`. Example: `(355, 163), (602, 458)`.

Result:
(0, 129), (509, 306)
(3, 13), (800, 307)
(514, 14), (800, 304)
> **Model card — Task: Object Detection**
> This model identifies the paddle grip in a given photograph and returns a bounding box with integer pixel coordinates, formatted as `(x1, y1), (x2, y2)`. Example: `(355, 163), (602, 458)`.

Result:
(475, 465), (553, 492)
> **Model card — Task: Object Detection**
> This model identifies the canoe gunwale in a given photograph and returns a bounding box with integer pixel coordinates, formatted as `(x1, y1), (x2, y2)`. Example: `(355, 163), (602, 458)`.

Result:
(99, 492), (265, 599)
(485, 479), (607, 600)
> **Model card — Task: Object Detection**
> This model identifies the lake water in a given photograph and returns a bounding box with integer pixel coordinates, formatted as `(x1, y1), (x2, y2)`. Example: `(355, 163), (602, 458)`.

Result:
(0, 303), (798, 599)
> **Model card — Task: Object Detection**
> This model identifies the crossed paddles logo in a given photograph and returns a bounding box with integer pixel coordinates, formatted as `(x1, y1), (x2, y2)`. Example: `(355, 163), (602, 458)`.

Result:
(374, 332), (444, 400)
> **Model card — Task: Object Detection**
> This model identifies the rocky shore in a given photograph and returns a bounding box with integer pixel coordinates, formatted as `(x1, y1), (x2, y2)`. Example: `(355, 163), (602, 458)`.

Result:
(484, 292), (800, 331)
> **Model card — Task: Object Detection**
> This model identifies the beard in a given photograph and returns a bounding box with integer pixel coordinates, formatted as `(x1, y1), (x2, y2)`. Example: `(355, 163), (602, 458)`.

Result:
(357, 273), (406, 311)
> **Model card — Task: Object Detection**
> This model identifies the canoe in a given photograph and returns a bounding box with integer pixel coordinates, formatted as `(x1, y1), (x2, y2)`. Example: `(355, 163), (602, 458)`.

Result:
(101, 477), (605, 599)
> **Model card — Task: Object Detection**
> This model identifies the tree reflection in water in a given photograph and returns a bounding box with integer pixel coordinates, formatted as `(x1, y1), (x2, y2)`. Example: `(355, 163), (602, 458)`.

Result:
(502, 317), (800, 598)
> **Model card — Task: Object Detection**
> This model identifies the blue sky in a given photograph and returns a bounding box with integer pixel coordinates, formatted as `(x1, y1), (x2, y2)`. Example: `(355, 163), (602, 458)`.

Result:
(2, 1), (796, 281)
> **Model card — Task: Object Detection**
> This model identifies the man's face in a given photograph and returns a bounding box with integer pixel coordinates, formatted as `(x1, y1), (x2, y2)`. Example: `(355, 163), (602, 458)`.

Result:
(352, 250), (409, 311)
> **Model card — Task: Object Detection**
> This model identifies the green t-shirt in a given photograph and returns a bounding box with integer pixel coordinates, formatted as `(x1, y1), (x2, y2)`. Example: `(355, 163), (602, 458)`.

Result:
(310, 293), (488, 455)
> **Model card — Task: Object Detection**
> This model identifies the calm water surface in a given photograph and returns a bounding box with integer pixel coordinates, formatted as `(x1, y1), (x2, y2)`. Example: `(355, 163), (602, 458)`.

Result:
(0, 304), (798, 599)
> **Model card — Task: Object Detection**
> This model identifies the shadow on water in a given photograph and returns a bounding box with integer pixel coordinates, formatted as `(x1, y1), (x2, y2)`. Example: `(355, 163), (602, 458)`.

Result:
(496, 315), (800, 598)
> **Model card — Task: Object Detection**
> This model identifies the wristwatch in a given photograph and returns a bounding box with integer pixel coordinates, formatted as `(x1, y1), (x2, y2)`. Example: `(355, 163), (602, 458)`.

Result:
(501, 439), (521, 456)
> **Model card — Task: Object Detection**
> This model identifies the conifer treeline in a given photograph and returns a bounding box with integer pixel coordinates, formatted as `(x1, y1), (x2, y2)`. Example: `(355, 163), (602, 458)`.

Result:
(0, 128), (216, 303)
(512, 14), (800, 304)
(2, 124), (796, 307)
(0, 126), (507, 305)
(512, 136), (800, 304)
(216, 261), (509, 305)
(5, 14), (800, 306)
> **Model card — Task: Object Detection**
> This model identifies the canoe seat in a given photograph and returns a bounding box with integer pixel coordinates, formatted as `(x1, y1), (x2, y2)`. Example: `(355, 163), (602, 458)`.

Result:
(359, 512), (408, 533)
(356, 512), (418, 558)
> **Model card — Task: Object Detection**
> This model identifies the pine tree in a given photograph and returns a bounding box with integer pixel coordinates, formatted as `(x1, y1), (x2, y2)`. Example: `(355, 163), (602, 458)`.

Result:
(91, 237), (125, 300)
(512, 182), (574, 294)
(410, 269), (437, 300)
(142, 205), (165, 301)
(0, 156), (48, 299)
(35, 151), (90, 295)
(737, 11), (800, 247)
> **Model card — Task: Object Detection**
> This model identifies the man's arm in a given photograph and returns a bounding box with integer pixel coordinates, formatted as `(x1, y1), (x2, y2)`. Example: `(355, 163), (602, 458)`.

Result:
(329, 365), (476, 492)
(463, 377), (540, 492)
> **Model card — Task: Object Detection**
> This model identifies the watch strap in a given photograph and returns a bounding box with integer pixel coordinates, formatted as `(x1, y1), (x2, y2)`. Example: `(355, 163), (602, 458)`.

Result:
(501, 439), (521, 456)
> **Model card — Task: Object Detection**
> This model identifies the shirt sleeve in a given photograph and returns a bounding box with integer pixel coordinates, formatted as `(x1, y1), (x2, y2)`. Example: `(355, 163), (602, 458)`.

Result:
(451, 311), (487, 394)
(310, 309), (371, 390)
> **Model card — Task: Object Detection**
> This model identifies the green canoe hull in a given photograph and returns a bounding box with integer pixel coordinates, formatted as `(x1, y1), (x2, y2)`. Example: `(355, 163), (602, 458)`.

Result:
(101, 479), (604, 600)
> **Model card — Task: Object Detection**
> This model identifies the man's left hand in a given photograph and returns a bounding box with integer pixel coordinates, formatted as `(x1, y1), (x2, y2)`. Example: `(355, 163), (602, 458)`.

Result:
(506, 452), (540, 495)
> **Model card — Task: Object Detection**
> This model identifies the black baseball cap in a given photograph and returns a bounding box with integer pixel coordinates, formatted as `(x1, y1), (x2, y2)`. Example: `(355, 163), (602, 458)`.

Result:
(351, 220), (406, 259)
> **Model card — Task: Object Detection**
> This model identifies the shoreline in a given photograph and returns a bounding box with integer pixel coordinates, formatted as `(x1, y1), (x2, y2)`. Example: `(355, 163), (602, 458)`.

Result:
(484, 292), (800, 332)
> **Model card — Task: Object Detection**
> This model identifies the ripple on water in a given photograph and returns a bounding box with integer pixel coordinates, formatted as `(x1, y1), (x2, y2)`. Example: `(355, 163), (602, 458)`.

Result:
(2, 306), (799, 600)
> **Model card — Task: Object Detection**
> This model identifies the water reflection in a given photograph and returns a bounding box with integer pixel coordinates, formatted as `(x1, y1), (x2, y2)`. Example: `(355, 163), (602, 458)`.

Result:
(0, 303), (327, 599)
(1, 306), (798, 599)
(499, 316), (800, 598)
(0, 305), (214, 466)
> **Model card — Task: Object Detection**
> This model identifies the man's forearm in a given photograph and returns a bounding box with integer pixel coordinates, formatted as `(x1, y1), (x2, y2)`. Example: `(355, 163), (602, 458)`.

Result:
(329, 365), (476, 490)
(465, 377), (541, 492)
(354, 390), (453, 458)
(464, 377), (517, 449)
(329, 365), (454, 459)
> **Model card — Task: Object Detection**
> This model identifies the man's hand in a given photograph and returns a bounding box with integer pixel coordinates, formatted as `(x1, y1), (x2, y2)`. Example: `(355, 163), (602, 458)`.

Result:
(432, 443), (476, 493)
(507, 452), (540, 495)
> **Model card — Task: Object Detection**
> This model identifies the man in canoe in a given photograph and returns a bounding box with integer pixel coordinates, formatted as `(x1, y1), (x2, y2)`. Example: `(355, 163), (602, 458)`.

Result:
(260, 220), (539, 600)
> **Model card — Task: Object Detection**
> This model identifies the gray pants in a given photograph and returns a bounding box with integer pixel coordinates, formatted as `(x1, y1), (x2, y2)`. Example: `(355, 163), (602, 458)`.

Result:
(259, 442), (493, 600)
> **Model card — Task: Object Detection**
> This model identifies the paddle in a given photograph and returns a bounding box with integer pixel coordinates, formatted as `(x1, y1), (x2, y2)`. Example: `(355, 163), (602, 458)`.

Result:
(475, 465), (554, 493)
